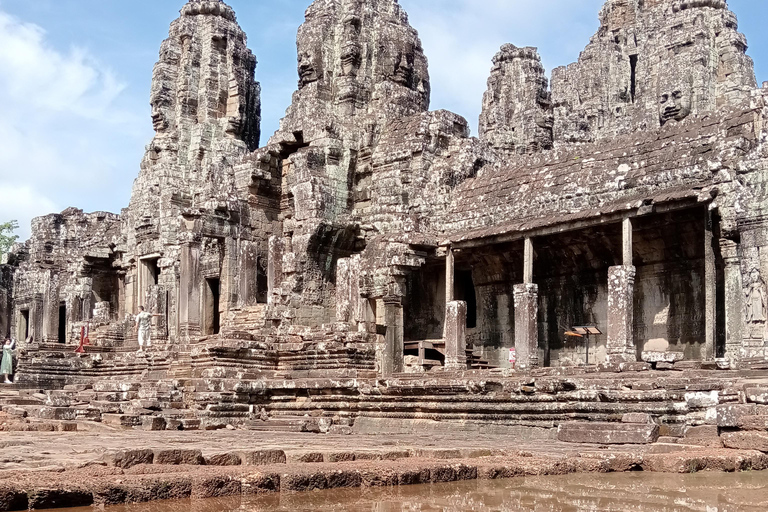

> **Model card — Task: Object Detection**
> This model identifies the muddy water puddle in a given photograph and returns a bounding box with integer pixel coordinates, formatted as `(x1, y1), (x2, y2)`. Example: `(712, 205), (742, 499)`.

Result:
(58, 471), (768, 511)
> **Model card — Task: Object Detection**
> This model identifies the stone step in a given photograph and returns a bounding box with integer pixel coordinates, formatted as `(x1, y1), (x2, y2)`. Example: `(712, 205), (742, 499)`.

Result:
(557, 421), (660, 445)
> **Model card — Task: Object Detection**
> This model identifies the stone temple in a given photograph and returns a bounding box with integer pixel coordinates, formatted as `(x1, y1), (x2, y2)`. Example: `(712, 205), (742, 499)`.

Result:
(2, 0), (768, 445)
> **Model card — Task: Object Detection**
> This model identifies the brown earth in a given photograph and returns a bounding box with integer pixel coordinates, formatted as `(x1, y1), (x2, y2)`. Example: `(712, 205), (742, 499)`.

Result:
(1, 416), (768, 511)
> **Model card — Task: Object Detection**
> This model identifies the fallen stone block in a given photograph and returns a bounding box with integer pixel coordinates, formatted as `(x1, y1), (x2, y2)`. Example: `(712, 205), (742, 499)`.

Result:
(105, 449), (155, 469)
(557, 421), (659, 445)
(205, 452), (242, 466)
(179, 418), (201, 431)
(102, 414), (142, 428)
(141, 416), (166, 431)
(154, 449), (205, 465)
(58, 422), (78, 432)
(37, 407), (77, 421)
(684, 391), (719, 408)
(722, 431), (768, 452)
(642, 351), (684, 363)
(716, 404), (760, 428)
(239, 450), (286, 466)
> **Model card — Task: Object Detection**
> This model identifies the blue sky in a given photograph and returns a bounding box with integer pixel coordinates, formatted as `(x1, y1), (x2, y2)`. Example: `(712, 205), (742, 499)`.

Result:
(0, 0), (766, 240)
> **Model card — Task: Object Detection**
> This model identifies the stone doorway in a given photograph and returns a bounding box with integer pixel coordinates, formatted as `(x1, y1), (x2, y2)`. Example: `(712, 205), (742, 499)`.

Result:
(58, 303), (67, 344)
(204, 278), (221, 336)
(18, 309), (29, 341)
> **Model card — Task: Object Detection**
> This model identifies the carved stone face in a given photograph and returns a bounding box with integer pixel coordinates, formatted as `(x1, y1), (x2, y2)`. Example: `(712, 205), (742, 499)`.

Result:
(298, 50), (320, 88)
(150, 92), (172, 133)
(341, 43), (361, 77)
(659, 83), (692, 125)
(393, 50), (415, 87)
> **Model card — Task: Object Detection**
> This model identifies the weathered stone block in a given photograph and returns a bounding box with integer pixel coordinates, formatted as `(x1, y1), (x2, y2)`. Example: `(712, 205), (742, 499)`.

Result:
(105, 449), (154, 469)
(557, 421), (659, 445)
(737, 415), (768, 431)
(206, 452), (242, 466)
(745, 387), (768, 405)
(622, 413), (653, 424)
(38, 407), (76, 421)
(722, 431), (768, 452)
(239, 450), (286, 466)
(141, 416), (166, 431)
(716, 404), (760, 428)
(154, 449), (205, 466)
(641, 351), (684, 363)
(683, 425), (723, 448)
(102, 414), (142, 427)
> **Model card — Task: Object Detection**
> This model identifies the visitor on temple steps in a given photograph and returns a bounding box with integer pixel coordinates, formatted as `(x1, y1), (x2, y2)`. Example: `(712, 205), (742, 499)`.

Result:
(1, 338), (16, 384)
(134, 306), (161, 353)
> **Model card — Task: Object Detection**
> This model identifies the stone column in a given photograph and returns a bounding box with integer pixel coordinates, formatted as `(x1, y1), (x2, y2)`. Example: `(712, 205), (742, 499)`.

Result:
(607, 265), (637, 363)
(445, 300), (468, 370)
(267, 236), (284, 305)
(524, 237), (534, 284)
(445, 247), (455, 303)
(622, 218), (633, 267)
(514, 283), (539, 369)
(382, 296), (404, 377)
(704, 210), (717, 361)
(721, 239), (743, 365)
(178, 243), (202, 340)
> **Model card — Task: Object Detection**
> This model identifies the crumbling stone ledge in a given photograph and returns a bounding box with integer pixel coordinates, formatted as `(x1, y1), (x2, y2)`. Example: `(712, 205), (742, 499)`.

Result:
(1, 448), (767, 511)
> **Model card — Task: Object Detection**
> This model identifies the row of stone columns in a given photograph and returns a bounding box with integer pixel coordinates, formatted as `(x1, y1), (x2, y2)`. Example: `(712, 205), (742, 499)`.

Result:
(379, 209), (728, 376)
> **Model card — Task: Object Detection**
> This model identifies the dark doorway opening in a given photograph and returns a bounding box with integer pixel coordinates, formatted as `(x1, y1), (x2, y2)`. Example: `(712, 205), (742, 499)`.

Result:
(19, 309), (29, 340)
(58, 303), (67, 343)
(629, 54), (638, 103)
(455, 270), (477, 329)
(256, 257), (268, 304)
(205, 278), (221, 336)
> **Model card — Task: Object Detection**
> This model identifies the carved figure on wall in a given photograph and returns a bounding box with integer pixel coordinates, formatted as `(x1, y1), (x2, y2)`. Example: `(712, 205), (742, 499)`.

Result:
(745, 268), (768, 324)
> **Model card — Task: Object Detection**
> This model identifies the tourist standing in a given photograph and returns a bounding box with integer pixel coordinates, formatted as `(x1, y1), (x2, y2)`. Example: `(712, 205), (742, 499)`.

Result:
(134, 306), (161, 353)
(1, 338), (15, 384)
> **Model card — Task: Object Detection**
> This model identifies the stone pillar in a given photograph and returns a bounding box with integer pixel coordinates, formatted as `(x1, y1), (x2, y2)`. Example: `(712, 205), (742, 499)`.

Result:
(704, 210), (717, 361)
(445, 247), (455, 303)
(42, 272), (60, 344)
(721, 239), (743, 365)
(524, 237), (534, 284)
(382, 296), (404, 376)
(607, 265), (637, 363)
(267, 236), (284, 305)
(178, 243), (202, 340)
(622, 218), (633, 267)
(445, 300), (468, 370)
(513, 283), (539, 369)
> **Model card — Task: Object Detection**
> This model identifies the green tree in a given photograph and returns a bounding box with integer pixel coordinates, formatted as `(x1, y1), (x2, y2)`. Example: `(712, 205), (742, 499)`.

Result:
(0, 221), (19, 261)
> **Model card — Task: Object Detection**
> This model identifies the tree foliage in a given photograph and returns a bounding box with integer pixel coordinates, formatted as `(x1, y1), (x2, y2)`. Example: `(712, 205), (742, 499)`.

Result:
(0, 221), (19, 261)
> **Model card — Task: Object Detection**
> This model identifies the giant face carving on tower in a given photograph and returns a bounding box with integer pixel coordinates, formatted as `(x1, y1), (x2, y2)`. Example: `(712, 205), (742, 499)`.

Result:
(659, 80), (693, 126)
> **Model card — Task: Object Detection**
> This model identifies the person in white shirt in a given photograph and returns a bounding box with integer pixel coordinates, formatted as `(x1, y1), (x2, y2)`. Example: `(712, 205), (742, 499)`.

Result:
(134, 306), (161, 353)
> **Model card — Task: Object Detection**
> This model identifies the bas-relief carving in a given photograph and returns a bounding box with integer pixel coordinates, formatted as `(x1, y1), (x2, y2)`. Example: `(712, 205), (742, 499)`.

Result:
(745, 269), (768, 339)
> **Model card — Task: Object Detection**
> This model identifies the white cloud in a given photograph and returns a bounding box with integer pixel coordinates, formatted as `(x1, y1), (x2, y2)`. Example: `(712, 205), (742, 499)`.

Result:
(400, 0), (603, 135)
(0, 9), (145, 242)
(0, 185), (58, 241)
